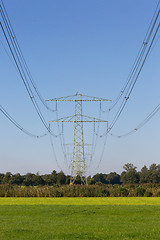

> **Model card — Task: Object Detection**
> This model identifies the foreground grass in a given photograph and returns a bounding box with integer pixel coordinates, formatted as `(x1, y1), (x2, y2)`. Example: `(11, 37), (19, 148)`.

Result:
(0, 198), (160, 239)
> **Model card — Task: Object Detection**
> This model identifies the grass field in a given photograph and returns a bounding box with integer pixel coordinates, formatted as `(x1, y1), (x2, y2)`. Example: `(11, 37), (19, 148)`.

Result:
(0, 198), (160, 240)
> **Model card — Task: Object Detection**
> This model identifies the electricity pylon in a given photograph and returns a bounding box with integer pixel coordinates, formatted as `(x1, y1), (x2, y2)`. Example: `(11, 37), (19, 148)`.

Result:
(46, 92), (111, 184)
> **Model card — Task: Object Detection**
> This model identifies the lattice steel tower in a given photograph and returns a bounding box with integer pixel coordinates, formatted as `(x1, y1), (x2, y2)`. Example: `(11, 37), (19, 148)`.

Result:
(46, 92), (111, 184)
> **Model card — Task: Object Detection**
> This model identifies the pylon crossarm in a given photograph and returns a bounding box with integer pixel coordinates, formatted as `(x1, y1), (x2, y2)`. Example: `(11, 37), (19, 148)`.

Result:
(65, 143), (92, 146)
(80, 94), (111, 102)
(82, 115), (108, 122)
(50, 115), (108, 123)
(46, 94), (79, 102)
(46, 92), (112, 102)
(50, 115), (74, 122)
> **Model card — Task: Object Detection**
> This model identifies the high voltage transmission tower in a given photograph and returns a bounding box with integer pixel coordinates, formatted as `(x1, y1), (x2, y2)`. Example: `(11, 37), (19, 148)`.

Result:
(46, 92), (111, 184)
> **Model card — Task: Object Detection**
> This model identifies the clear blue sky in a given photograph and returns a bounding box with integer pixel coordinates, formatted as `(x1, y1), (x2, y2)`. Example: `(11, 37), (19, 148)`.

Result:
(0, 0), (160, 176)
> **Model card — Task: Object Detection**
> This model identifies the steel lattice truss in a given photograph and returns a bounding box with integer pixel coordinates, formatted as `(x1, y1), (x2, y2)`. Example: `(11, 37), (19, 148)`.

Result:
(47, 92), (111, 184)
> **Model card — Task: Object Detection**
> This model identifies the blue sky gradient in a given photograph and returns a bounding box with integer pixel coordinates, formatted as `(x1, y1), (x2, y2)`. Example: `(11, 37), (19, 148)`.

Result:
(0, 0), (160, 175)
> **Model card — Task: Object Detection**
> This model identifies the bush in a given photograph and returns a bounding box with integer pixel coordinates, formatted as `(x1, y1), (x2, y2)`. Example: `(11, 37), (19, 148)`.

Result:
(144, 191), (152, 197)
(100, 189), (110, 197)
(156, 191), (160, 197)
(95, 182), (103, 185)
(119, 187), (129, 197)
(1, 183), (160, 197)
(135, 187), (146, 197)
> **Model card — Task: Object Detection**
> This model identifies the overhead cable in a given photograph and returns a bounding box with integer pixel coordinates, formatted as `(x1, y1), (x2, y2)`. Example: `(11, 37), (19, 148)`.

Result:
(108, 0), (160, 112)
(0, 21), (50, 130)
(110, 22), (160, 130)
(110, 104), (160, 138)
(0, 0), (55, 113)
(55, 102), (68, 168)
(0, 105), (48, 138)
(95, 123), (109, 170)
(48, 130), (63, 171)
(0, 18), (56, 137)
(102, 9), (160, 136)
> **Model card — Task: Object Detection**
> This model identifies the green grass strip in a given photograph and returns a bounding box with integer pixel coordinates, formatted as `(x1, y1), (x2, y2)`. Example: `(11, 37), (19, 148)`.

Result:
(0, 204), (160, 239)
(0, 197), (160, 205)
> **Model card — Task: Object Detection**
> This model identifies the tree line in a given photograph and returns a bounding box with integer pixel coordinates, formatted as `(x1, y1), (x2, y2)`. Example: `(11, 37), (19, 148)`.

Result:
(0, 163), (160, 186)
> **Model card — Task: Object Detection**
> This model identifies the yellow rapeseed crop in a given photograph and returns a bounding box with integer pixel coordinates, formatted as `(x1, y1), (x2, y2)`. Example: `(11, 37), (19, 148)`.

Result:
(0, 197), (160, 205)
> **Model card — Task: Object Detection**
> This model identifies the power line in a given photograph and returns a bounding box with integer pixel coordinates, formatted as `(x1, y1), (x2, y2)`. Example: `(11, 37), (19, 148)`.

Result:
(0, 0), (55, 113)
(0, 21), (47, 128)
(0, 3), (57, 137)
(102, 10), (160, 136)
(1, 1), (160, 173)
(0, 105), (48, 138)
(108, 0), (160, 112)
(0, 1), (63, 172)
(89, 102), (104, 169)
(0, 102), (64, 171)
(148, 33), (160, 58)
(0, 21), (57, 138)
(55, 102), (69, 170)
(0, 38), (16, 68)
(95, 123), (109, 170)
(48, 129), (63, 171)
(110, 104), (160, 138)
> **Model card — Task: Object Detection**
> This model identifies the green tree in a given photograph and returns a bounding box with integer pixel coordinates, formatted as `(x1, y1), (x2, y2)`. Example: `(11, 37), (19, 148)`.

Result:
(65, 175), (70, 184)
(51, 170), (57, 183)
(106, 172), (120, 184)
(42, 170), (57, 185)
(33, 173), (45, 186)
(23, 173), (36, 186)
(57, 171), (66, 185)
(0, 173), (4, 184)
(74, 175), (81, 184)
(2, 172), (12, 184)
(10, 173), (24, 185)
(139, 165), (149, 183)
(148, 164), (160, 183)
(87, 176), (95, 185)
(120, 163), (139, 184)
(123, 163), (137, 172)
(93, 173), (108, 184)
